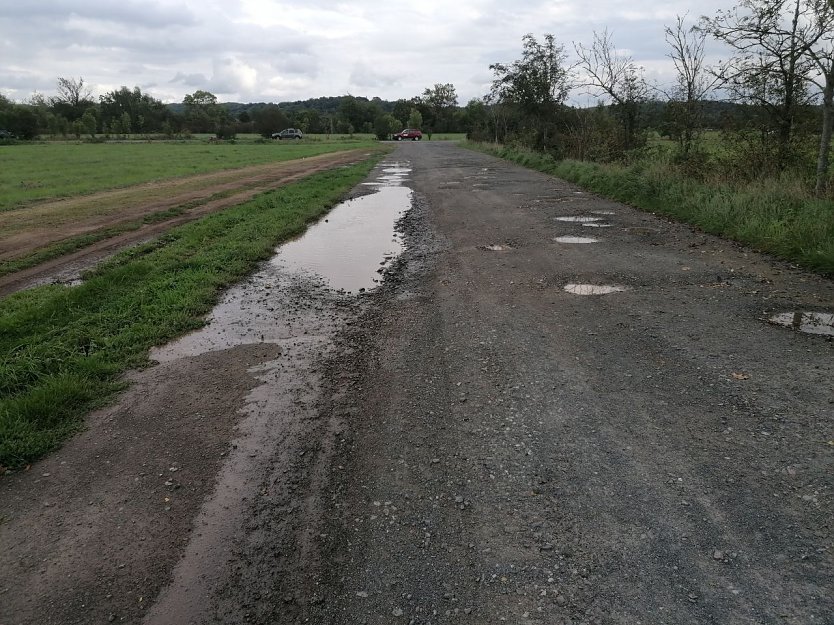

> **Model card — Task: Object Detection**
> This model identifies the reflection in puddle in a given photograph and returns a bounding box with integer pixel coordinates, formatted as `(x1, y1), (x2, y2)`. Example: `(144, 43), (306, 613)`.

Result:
(481, 244), (512, 251)
(564, 283), (628, 295)
(554, 236), (599, 244)
(556, 216), (601, 223)
(582, 223), (612, 228)
(271, 164), (412, 293)
(592, 210), (616, 215)
(769, 312), (834, 336)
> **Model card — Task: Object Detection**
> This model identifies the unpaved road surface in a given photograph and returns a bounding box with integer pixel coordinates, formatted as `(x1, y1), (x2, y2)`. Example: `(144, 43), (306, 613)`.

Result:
(0, 149), (375, 296)
(1, 142), (832, 625)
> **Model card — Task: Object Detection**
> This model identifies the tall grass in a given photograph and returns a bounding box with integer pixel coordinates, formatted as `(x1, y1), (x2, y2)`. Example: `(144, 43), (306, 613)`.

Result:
(0, 156), (381, 469)
(469, 142), (834, 275)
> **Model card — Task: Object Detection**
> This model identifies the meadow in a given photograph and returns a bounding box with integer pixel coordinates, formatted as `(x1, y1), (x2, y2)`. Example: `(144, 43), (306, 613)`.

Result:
(0, 138), (379, 210)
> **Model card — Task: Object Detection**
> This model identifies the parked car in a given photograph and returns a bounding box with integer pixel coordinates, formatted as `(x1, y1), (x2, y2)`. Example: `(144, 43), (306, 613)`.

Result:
(393, 128), (422, 141)
(272, 128), (303, 140)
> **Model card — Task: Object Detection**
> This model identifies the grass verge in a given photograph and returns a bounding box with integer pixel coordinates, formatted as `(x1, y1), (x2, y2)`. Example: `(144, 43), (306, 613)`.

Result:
(469, 142), (834, 276)
(0, 155), (382, 470)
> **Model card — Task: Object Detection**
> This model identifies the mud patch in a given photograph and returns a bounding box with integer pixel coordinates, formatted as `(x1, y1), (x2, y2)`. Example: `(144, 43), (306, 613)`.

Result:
(768, 311), (834, 336)
(564, 283), (628, 295)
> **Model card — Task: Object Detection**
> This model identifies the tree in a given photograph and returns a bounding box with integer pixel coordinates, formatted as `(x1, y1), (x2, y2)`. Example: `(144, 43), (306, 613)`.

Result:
(183, 90), (223, 133)
(81, 108), (97, 138)
(51, 77), (95, 121)
(374, 113), (401, 140)
(490, 34), (573, 148)
(419, 83), (459, 132)
(663, 15), (721, 157)
(407, 108), (423, 129)
(803, 0), (834, 192)
(100, 86), (166, 135)
(701, 0), (825, 169)
(575, 29), (649, 151)
(251, 104), (289, 137)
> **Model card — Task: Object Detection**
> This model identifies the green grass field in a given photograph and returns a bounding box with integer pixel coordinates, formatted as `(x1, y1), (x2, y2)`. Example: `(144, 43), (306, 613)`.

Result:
(0, 155), (383, 469)
(0, 139), (378, 210)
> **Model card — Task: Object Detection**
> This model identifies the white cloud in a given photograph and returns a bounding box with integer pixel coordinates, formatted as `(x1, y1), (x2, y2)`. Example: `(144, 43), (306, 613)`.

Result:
(0, 0), (735, 104)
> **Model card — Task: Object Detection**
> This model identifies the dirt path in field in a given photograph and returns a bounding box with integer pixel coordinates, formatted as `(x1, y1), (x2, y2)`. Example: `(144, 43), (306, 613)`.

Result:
(1, 143), (832, 625)
(0, 149), (375, 296)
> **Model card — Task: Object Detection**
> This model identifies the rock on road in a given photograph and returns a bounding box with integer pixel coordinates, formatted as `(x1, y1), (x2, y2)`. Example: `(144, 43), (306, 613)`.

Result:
(1, 142), (832, 625)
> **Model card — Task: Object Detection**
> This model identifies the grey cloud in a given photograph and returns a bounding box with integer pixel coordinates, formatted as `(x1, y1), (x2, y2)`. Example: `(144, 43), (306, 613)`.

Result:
(0, 0), (198, 28)
(170, 72), (208, 87)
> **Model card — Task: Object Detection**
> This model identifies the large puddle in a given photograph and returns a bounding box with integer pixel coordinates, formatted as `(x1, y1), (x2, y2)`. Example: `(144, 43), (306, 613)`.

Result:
(769, 311), (834, 336)
(272, 164), (412, 293)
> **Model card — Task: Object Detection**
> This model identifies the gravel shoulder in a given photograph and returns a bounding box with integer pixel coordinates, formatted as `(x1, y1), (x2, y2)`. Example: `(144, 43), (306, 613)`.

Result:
(1, 142), (831, 625)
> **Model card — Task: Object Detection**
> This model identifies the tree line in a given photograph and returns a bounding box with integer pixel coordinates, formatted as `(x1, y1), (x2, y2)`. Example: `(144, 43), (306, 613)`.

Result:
(468, 0), (834, 194)
(0, 78), (467, 141)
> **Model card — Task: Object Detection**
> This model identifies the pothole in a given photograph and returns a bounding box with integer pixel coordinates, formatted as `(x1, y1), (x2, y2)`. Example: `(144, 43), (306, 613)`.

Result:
(768, 312), (834, 336)
(554, 236), (599, 244)
(564, 283), (628, 295)
(556, 216), (602, 223)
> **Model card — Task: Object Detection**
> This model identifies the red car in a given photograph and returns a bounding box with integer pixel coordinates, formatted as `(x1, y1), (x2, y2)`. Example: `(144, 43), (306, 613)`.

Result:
(393, 128), (422, 141)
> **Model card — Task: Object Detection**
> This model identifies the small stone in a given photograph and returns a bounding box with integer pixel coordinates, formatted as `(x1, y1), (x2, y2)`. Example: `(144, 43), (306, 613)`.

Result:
(454, 495), (464, 504)
(356, 591), (369, 598)
(556, 595), (568, 606)
(713, 550), (724, 560)
(392, 607), (404, 617)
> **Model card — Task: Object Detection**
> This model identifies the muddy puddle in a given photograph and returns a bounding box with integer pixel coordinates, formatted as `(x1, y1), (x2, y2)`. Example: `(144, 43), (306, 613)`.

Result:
(554, 236), (599, 244)
(769, 311), (834, 336)
(564, 283), (628, 295)
(144, 161), (413, 623)
(272, 164), (412, 294)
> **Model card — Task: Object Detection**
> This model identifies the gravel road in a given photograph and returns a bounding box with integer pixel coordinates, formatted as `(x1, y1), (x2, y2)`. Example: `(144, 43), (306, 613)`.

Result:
(1, 142), (832, 625)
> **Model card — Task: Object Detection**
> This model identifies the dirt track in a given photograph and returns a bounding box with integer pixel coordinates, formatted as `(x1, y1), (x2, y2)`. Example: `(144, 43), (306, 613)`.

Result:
(0, 149), (374, 296)
(1, 142), (832, 625)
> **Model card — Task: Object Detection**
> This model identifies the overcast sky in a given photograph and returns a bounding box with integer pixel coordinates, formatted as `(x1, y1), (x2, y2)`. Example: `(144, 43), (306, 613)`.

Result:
(0, 0), (733, 105)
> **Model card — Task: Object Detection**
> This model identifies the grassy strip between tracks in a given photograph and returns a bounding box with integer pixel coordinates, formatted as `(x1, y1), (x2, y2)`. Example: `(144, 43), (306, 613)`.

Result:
(0, 189), (243, 279)
(469, 142), (834, 276)
(0, 154), (382, 470)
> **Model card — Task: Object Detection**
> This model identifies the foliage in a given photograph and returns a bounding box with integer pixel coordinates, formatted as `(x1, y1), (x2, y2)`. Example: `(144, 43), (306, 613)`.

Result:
(489, 33), (573, 149)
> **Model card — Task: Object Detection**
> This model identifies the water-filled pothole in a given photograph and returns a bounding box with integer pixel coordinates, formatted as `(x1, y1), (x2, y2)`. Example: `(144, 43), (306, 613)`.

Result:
(554, 236), (599, 244)
(769, 312), (834, 336)
(582, 223), (612, 228)
(556, 216), (601, 223)
(592, 210), (616, 215)
(270, 163), (412, 293)
(564, 284), (628, 295)
(480, 244), (512, 251)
